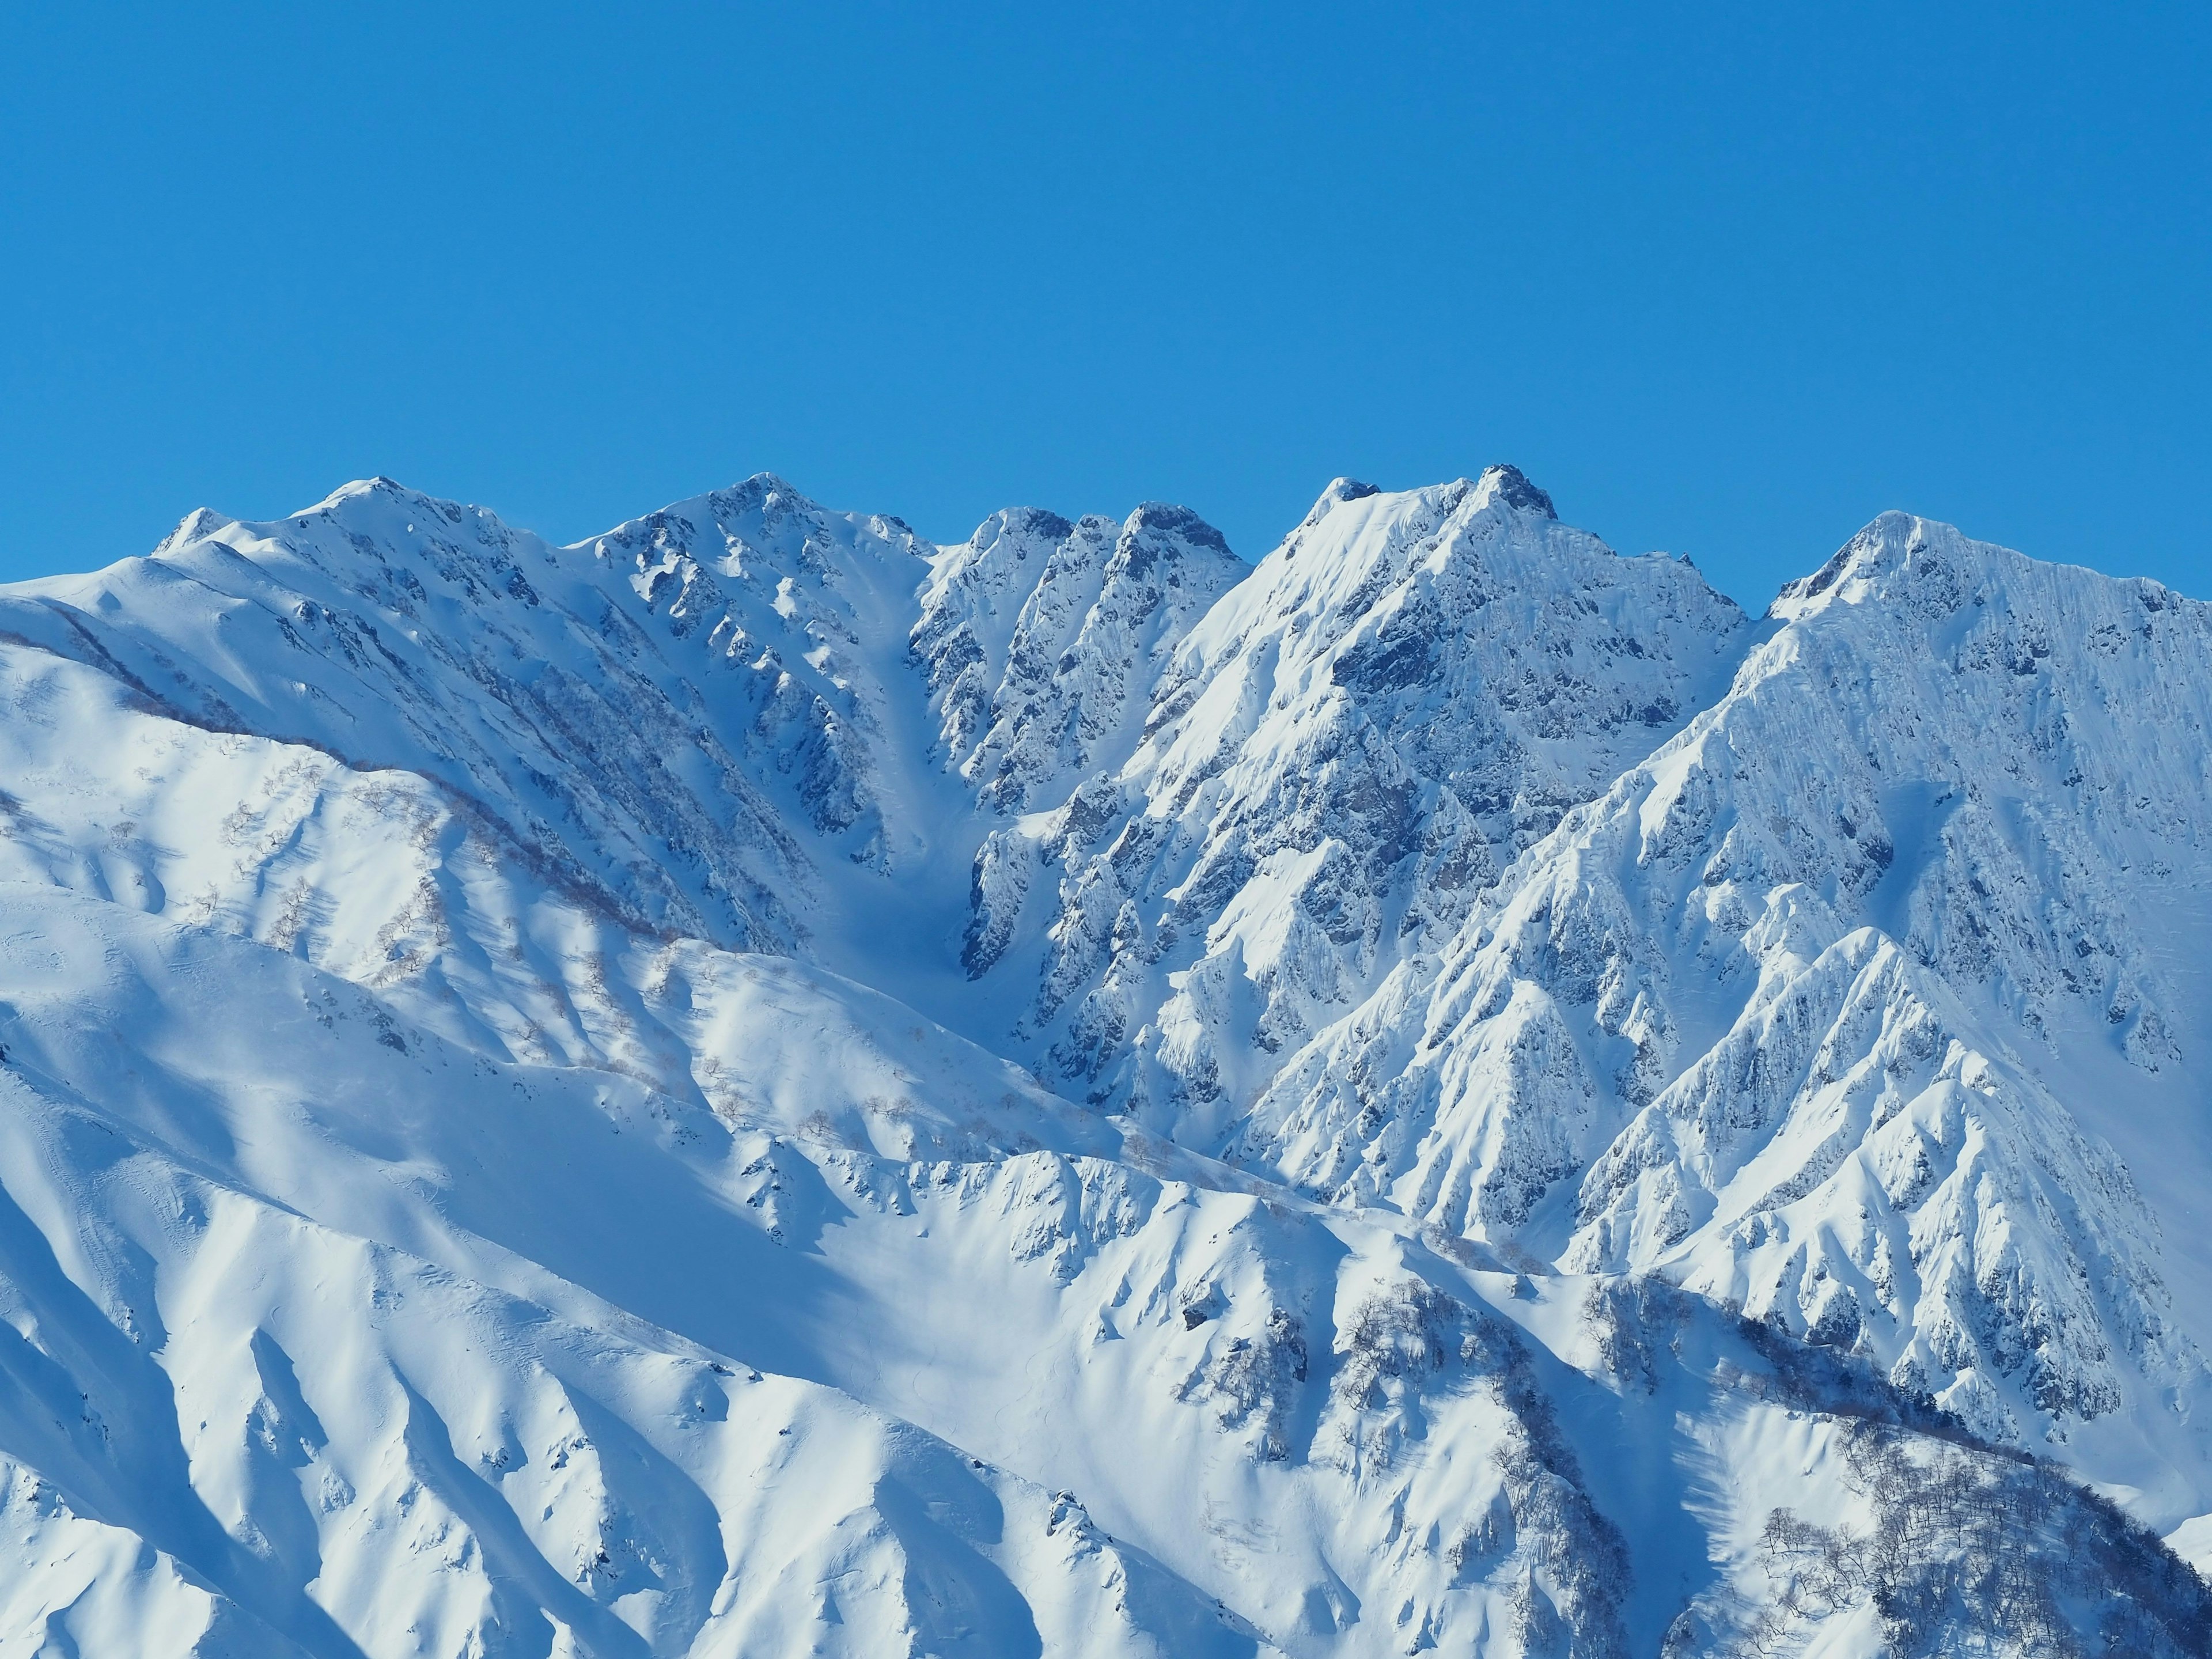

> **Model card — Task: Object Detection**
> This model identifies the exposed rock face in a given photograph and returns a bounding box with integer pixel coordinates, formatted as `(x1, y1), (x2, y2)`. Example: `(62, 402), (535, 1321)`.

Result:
(964, 466), (1749, 1136)
(1, 466), (2209, 1654)
(1238, 507), (2212, 1466)
(0, 474), (940, 950)
(914, 502), (1247, 813)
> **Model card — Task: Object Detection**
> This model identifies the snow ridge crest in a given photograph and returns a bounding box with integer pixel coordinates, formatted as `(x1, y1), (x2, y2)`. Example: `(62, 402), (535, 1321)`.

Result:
(2, 463), (2211, 1653)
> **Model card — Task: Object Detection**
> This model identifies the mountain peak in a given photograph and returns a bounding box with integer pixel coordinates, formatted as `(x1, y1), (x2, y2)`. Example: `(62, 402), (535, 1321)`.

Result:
(310, 475), (478, 522)
(5, 463), (2210, 1652)
(151, 505), (236, 557)
(1293, 469), (1556, 539)
(1473, 463), (1556, 519)
(1766, 509), (2025, 625)
(1298, 476), (1383, 528)
(712, 469), (818, 514)
(1122, 501), (1233, 558)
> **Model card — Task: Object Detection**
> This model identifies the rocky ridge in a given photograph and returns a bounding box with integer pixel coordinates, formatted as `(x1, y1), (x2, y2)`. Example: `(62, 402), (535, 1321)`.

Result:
(0, 465), (2207, 1654)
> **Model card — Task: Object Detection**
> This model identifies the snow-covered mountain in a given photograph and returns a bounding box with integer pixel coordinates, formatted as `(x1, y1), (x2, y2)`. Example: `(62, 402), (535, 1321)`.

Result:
(1, 467), (2209, 1656)
(1243, 510), (2212, 1493)
(962, 471), (1748, 1135)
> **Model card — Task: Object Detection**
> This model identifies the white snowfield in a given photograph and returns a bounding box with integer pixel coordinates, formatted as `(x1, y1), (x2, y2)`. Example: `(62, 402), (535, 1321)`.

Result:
(0, 468), (2207, 1655)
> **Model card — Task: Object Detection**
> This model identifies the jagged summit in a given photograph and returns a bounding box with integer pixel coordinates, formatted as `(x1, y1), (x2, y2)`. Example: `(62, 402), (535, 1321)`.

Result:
(1472, 460), (1556, 518)
(303, 473), (520, 536)
(913, 494), (1245, 814)
(1123, 499), (1234, 555)
(1249, 490), (2212, 1480)
(1287, 466), (1554, 548)
(957, 469), (1749, 1140)
(1770, 507), (2202, 634)
(0, 465), (2209, 1654)
(1769, 507), (1986, 616)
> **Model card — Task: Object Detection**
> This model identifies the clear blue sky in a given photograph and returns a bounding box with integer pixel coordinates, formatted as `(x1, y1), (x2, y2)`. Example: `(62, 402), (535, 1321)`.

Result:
(3, 2), (2206, 606)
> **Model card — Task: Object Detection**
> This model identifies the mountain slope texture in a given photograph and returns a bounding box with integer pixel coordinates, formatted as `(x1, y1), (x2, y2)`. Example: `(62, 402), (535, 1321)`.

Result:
(1, 464), (2209, 1656)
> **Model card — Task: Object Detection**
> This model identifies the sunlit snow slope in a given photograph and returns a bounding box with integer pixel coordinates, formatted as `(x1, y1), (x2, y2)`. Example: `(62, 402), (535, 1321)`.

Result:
(0, 469), (2207, 1656)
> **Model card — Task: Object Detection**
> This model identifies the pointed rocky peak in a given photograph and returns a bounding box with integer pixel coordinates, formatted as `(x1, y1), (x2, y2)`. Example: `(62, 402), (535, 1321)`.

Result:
(1274, 478), (1388, 555)
(582, 472), (820, 567)
(1765, 510), (2098, 632)
(1218, 471), (1645, 672)
(1768, 510), (1927, 616)
(914, 506), (1107, 706)
(578, 473), (935, 610)
(1120, 501), (1233, 558)
(1260, 469), (1561, 603)
(150, 505), (237, 558)
(1471, 463), (1556, 520)
(694, 471), (831, 540)
(987, 505), (1080, 547)
(925, 507), (1082, 597)
(1108, 504), (1243, 599)
(915, 501), (1245, 812)
(301, 476), (508, 540)
(1772, 512), (2209, 658)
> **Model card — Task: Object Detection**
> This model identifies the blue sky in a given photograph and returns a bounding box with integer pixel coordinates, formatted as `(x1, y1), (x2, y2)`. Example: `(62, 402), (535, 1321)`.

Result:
(2, 2), (2205, 606)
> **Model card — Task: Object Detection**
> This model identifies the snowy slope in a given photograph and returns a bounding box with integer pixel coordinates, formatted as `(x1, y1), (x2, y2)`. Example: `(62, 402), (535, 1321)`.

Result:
(1240, 509), (2212, 1517)
(960, 469), (1748, 1131)
(1, 877), (2196, 1656)
(914, 503), (1247, 816)
(0, 471), (2209, 1654)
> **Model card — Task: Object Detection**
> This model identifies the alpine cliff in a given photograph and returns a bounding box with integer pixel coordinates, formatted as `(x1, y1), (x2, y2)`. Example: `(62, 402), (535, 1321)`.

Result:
(0, 465), (2207, 1656)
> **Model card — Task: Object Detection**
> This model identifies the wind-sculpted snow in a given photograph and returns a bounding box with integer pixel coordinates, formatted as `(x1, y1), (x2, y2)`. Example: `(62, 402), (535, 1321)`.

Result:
(2, 468), (2211, 1652)
(0, 635), (1123, 1176)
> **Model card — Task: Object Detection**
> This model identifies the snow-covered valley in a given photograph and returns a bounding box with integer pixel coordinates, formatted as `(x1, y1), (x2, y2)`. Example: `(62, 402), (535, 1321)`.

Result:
(0, 467), (2207, 1654)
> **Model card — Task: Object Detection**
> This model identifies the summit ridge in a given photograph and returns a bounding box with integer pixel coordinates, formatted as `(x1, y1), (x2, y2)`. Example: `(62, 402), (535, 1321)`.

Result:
(0, 468), (2208, 1654)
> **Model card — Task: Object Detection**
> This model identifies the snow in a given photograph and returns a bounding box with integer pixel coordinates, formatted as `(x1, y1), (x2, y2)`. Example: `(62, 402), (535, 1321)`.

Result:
(0, 469), (2206, 1653)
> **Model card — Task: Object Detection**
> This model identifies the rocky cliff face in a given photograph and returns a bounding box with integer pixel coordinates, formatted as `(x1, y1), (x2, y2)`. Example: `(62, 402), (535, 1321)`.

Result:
(960, 467), (1749, 1138)
(1236, 511), (2212, 1479)
(1, 468), (2208, 1655)
(914, 501), (1248, 815)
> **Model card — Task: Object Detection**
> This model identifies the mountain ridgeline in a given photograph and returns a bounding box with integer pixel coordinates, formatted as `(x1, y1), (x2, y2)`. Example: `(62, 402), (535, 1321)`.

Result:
(1, 465), (2209, 1655)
